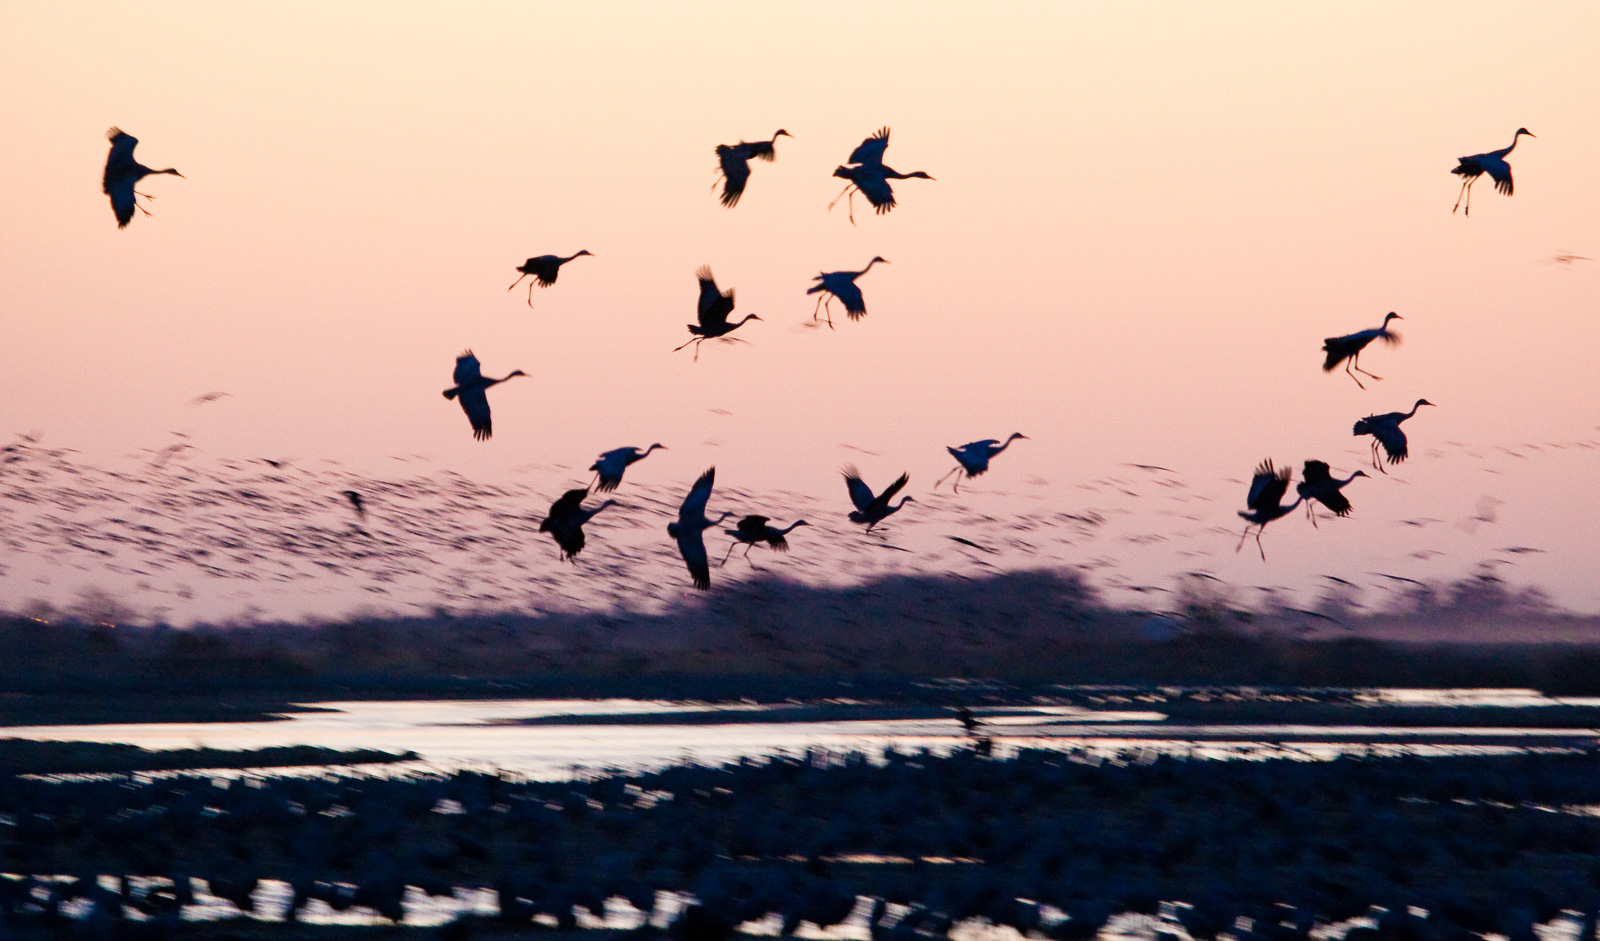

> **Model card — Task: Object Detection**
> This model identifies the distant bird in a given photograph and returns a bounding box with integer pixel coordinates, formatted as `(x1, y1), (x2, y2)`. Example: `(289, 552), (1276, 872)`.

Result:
(713, 129), (790, 207)
(589, 444), (666, 492)
(441, 350), (527, 440)
(829, 127), (935, 224)
(807, 256), (889, 328)
(721, 515), (809, 565)
(843, 465), (913, 531)
(935, 434), (1029, 493)
(1353, 399), (1435, 472)
(540, 488), (615, 561)
(674, 266), (762, 361)
(1452, 128), (1533, 216)
(189, 391), (230, 406)
(1322, 312), (1402, 390)
(955, 705), (982, 735)
(1237, 459), (1303, 560)
(341, 490), (366, 522)
(1296, 460), (1367, 527)
(507, 251), (593, 307)
(102, 127), (183, 228)
(667, 468), (729, 590)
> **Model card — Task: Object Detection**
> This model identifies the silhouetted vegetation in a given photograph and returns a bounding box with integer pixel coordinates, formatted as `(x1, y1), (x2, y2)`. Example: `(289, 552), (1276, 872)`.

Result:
(0, 741), (417, 776)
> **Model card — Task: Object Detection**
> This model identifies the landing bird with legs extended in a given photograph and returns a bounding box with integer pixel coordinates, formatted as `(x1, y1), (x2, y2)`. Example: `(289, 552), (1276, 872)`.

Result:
(589, 444), (666, 492)
(507, 251), (592, 307)
(1237, 459), (1303, 561)
(540, 488), (615, 561)
(807, 256), (888, 328)
(1323, 312), (1403, 390)
(1452, 128), (1533, 216)
(1296, 460), (1367, 527)
(667, 467), (730, 590)
(936, 433), (1028, 493)
(713, 129), (790, 207)
(441, 350), (527, 441)
(675, 266), (762, 361)
(103, 128), (183, 228)
(1354, 399), (1435, 472)
(829, 127), (934, 224)
(721, 515), (809, 565)
(843, 466), (913, 532)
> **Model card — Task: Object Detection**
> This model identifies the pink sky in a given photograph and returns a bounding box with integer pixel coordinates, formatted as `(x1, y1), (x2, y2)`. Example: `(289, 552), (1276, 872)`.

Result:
(3, 2), (1599, 616)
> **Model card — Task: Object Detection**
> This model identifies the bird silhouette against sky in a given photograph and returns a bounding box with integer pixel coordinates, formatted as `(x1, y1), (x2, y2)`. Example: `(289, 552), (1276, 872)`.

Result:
(507, 251), (592, 307)
(936, 434), (1028, 493)
(102, 128), (183, 228)
(1237, 459), (1302, 560)
(1323, 312), (1402, 390)
(721, 515), (808, 565)
(540, 488), (614, 561)
(667, 467), (728, 590)
(713, 129), (790, 207)
(829, 127), (935, 224)
(1452, 128), (1533, 216)
(843, 466), (913, 532)
(441, 351), (526, 441)
(675, 266), (762, 361)
(1354, 399), (1435, 472)
(807, 256), (888, 328)
(590, 444), (666, 492)
(1296, 460), (1366, 527)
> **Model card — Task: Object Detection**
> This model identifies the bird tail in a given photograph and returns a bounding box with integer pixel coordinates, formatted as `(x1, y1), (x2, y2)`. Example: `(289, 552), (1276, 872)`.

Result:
(1352, 417), (1374, 436)
(1321, 339), (1349, 371)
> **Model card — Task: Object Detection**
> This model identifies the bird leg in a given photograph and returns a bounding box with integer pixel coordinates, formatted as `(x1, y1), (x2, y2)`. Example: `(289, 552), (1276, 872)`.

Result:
(672, 335), (701, 354)
(1452, 178), (1471, 214)
(1306, 502), (1320, 528)
(720, 541), (739, 566)
(1236, 525), (1253, 554)
(933, 466), (962, 491)
(744, 543), (755, 561)
(526, 282), (537, 308)
(1344, 361), (1367, 390)
(1350, 353), (1382, 382)
(1255, 528), (1267, 561)
(813, 295), (834, 329)
(827, 184), (854, 212)
(507, 273), (530, 293)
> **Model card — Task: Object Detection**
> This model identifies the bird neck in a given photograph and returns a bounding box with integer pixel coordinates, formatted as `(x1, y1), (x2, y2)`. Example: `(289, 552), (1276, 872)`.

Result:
(1337, 472), (1362, 486)
(859, 258), (883, 276)
(778, 520), (808, 536)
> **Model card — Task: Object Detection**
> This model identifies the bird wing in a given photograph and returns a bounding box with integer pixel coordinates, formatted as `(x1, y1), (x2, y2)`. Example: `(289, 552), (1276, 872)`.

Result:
(849, 127), (891, 166)
(842, 466), (875, 513)
(829, 279), (868, 319)
(1245, 460), (1289, 510)
(852, 170), (898, 212)
(736, 515), (768, 539)
(555, 525), (586, 560)
(872, 472), (911, 511)
(1373, 422), (1409, 463)
(457, 388), (492, 440)
(549, 488), (589, 517)
(716, 146), (752, 207)
(675, 528), (711, 590)
(1301, 460), (1332, 485)
(696, 267), (734, 325)
(531, 256), (561, 286)
(1480, 155), (1514, 194)
(1317, 487), (1353, 517)
(743, 139), (778, 162)
(679, 467), (716, 521)
(1321, 333), (1363, 371)
(103, 128), (138, 195)
(106, 181), (138, 228)
(453, 351), (483, 386)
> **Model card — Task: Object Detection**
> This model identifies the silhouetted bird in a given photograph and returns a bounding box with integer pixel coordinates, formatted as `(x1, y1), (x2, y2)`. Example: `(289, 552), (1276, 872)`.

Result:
(714, 129), (790, 207)
(829, 127), (934, 224)
(590, 444), (666, 492)
(936, 433), (1028, 493)
(341, 490), (365, 521)
(1237, 459), (1302, 560)
(1296, 461), (1367, 527)
(675, 266), (762, 361)
(1453, 128), (1533, 215)
(843, 466), (913, 531)
(1323, 312), (1402, 390)
(103, 127), (183, 228)
(667, 467), (729, 590)
(540, 488), (615, 561)
(441, 350), (527, 440)
(807, 256), (889, 327)
(508, 251), (593, 307)
(1354, 399), (1434, 472)
(721, 515), (808, 565)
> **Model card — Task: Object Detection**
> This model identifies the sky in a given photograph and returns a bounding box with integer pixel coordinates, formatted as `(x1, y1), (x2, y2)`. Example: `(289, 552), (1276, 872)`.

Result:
(3, 2), (1599, 618)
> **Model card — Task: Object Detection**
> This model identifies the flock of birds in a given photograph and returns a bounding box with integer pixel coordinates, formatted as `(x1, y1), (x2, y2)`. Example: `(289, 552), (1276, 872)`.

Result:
(100, 123), (1539, 593)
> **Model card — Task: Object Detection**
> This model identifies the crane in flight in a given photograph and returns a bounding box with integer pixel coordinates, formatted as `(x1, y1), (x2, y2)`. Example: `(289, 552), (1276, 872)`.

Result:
(507, 251), (592, 307)
(807, 257), (889, 328)
(441, 350), (526, 440)
(829, 127), (934, 224)
(1452, 128), (1534, 216)
(674, 266), (762, 361)
(102, 128), (183, 228)
(1296, 460), (1367, 527)
(540, 488), (615, 561)
(1322, 312), (1402, 390)
(667, 467), (729, 590)
(713, 129), (790, 207)
(1354, 399), (1435, 472)
(935, 433), (1029, 493)
(1237, 459), (1302, 560)
(721, 515), (809, 565)
(589, 444), (666, 492)
(843, 466), (913, 531)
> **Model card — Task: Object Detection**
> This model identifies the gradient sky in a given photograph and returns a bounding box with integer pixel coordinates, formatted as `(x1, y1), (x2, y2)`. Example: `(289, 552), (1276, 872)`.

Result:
(4, 2), (1599, 615)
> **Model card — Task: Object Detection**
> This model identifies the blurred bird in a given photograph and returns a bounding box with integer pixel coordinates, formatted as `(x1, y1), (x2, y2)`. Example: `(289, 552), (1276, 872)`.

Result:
(667, 468), (729, 590)
(935, 434), (1029, 493)
(807, 257), (888, 328)
(589, 444), (666, 492)
(675, 266), (762, 361)
(341, 490), (366, 522)
(441, 351), (527, 441)
(508, 251), (593, 307)
(1296, 461), (1367, 527)
(1452, 128), (1533, 216)
(721, 515), (808, 565)
(103, 127), (183, 228)
(714, 129), (790, 207)
(1237, 459), (1302, 560)
(1322, 312), (1402, 390)
(843, 466), (914, 531)
(540, 488), (615, 561)
(829, 127), (935, 224)
(1353, 399), (1434, 472)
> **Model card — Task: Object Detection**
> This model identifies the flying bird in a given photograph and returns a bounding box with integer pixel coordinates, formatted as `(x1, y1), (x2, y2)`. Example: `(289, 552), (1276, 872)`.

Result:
(1322, 312), (1402, 390)
(103, 127), (183, 228)
(807, 256), (889, 328)
(713, 129), (790, 207)
(1452, 128), (1534, 216)
(1296, 460), (1367, 527)
(674, 266), (762, 361)
(1353, 399), (1435, 472)
(589, 444), (666, 492)
(829, 127), (935, 224)
(935, 434), (1029, 493)
(721, 515), (809, 565)
(507, 251), (593, 307)
(341, 490), (366, 522)
(1237, 459), (1303, 561)
(843, 465), (914, 531)
(667, 467), (729, 590)
(441, 350), (527, 440)
(540, 488), (615, 561)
